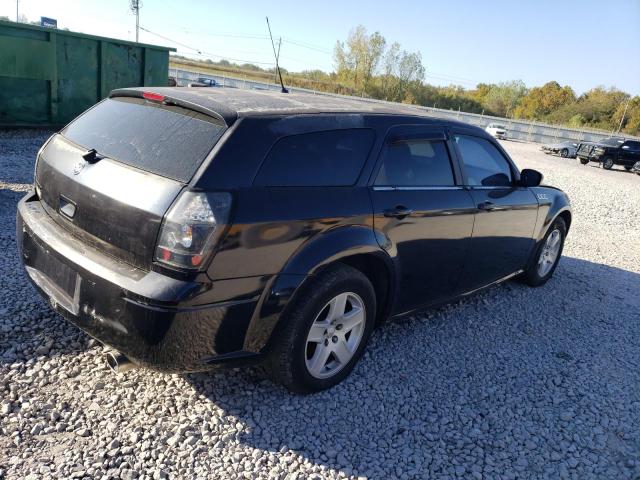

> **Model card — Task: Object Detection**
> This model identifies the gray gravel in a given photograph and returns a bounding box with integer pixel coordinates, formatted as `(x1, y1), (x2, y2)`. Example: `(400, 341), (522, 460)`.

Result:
(1, 131), (639, 480)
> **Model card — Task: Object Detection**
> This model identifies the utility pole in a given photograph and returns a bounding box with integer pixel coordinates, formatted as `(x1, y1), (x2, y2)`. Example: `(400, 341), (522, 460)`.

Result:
(16, 0), (18, 22)
(130, 0), (141, 42)
(617, 99), (630, 134)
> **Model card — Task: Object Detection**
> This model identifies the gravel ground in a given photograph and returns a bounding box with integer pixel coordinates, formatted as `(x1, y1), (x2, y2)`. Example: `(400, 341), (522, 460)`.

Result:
(1, 130), (639, 480)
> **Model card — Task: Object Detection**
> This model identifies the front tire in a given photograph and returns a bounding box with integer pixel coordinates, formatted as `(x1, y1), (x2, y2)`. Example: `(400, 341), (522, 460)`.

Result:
(602, 157), (614, 170)
(520, 217), (567, 287)
(579, 158), (589, 165)
(265, 264), (376, 393)
(624, 165), (632, 171)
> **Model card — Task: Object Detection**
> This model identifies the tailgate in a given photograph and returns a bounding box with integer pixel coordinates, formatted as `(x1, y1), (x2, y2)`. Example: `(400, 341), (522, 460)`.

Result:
(36, 135), (183, 270)
(34, 95), (227, 270)
(577, 144), (594, 156)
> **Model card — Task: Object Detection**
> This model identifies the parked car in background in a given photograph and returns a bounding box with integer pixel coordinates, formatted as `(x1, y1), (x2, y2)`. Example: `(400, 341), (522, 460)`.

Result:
(17, 87), (572, 393)
(576, 137), (640, 170)
(541, 140), (578, 158)
(188, 77), (218, 87)
(485, 123), (508, 140)
(632, 161), (640, 176)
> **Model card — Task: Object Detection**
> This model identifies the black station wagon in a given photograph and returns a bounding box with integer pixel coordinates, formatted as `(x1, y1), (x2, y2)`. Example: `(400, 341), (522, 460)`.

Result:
(17, 88), (571, 392)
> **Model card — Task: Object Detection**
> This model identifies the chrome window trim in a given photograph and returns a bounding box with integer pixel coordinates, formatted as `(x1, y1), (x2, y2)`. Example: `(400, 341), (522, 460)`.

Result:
(372, 186), (465, 191)
(466, 185), (515, 190)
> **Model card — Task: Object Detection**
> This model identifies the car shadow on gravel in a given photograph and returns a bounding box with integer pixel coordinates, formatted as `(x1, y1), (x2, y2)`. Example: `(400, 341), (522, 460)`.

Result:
(182, 256), (640, 478)
(584, 163), (636, 174)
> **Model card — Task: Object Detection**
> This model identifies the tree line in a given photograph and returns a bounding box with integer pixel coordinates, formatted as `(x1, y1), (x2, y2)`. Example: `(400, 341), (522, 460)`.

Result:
(177, 24), (639, 137)
(329, 26), (638, 135)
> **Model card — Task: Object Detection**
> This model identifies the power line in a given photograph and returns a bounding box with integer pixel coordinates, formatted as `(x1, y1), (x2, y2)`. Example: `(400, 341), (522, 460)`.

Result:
(282, 38), (333, 55)
(141, 24), (481, 86)
(140, 25), (276, 65)
(139, 26), (202, 53)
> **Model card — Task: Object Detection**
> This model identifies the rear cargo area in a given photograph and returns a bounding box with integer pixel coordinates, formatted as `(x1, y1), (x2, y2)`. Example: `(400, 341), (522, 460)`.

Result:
(34, 96), (227, 270)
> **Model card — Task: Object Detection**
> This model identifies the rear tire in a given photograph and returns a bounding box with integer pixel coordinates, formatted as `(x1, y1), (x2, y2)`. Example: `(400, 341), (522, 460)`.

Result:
(520, 217), (567, 287)
(265, 264), (376, 393)
(579, 158), (589, 165)
(602, 157), (614, 170)
(624, 165), (632, 171)
(560, 148), (568, 158)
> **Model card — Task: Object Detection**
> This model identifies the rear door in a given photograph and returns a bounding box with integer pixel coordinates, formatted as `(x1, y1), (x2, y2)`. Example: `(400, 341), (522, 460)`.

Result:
(36, 96), (227, 269)
(369, 125), (476, 313)
(451, 130), (538, 291)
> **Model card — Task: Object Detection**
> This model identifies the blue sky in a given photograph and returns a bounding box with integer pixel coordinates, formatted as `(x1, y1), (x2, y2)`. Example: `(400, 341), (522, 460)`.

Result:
(3, 0), (639, 95)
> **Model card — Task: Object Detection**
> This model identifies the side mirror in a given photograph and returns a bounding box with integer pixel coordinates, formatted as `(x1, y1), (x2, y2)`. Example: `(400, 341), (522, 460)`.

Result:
(519, 168), (543, 187)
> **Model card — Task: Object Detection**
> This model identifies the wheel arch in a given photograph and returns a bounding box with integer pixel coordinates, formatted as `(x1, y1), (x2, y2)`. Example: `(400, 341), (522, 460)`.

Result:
(243, 225), (396, 354)
(557, 209), (572, 233)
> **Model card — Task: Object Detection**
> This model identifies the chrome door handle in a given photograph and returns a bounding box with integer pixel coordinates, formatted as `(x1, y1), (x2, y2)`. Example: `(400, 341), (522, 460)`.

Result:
(478, 201), (497, 211)
(383, 206), (414, 219)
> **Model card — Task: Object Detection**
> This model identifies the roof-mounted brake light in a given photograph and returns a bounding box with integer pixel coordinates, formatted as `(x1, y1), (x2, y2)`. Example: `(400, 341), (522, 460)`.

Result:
(142, 92), (165, 102)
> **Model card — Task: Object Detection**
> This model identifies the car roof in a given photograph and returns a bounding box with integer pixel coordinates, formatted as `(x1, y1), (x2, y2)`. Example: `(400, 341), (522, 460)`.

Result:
(110, 86), (478, 131)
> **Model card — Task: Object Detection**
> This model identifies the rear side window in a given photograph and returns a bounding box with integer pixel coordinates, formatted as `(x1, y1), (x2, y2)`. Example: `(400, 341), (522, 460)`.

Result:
(254, 129), (375, 187)
(453, 135), (513, 187)
(375, 140), (454, 186)
(62, 97), (226, 183)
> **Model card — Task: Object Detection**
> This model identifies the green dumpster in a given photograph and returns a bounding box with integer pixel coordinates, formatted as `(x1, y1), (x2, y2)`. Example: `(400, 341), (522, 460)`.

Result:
(0, 20), (175, 127)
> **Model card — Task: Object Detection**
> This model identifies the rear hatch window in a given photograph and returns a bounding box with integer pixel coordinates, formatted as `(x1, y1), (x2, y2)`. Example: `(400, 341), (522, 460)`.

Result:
(62, 97), (226, 183)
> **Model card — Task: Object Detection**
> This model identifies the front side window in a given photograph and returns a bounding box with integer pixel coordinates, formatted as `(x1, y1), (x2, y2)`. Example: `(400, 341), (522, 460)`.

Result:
(254, 129), (375, 187)
(453, 135), (513, 187)
(375, 140), (455, 186)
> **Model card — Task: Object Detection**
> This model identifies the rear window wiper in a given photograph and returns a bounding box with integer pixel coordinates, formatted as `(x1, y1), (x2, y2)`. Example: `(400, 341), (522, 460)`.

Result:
(82, 148), (106, 164)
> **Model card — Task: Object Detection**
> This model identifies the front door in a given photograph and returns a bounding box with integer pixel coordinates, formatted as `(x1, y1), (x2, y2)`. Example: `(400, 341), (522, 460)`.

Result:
(451, 132), (539, 291)
(620, 140), (640, 167)
(369, 125), (476, 314)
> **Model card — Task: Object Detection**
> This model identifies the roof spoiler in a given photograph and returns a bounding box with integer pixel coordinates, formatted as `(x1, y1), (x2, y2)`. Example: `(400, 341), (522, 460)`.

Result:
(109, 88), (236, 126)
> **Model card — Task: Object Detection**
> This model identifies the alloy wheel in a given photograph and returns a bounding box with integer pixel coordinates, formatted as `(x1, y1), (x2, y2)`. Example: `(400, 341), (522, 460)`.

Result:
(305, 292), (366, 379)
(537, 229), (561, 277)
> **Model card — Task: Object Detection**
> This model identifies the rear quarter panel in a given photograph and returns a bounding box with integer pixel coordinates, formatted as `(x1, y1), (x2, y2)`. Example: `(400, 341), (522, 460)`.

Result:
(206, 187), (374, 279)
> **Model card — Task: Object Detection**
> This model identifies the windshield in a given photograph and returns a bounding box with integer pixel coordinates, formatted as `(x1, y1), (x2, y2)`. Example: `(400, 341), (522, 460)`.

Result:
(62, 97), (226, 183)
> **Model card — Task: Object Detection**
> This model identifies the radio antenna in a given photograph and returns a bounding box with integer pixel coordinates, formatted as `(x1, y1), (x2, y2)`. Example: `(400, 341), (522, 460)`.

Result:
(266, 17), (288, 93)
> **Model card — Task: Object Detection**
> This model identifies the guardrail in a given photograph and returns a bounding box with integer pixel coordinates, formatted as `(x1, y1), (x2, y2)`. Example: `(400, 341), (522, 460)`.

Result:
(169, 67), (639, 145)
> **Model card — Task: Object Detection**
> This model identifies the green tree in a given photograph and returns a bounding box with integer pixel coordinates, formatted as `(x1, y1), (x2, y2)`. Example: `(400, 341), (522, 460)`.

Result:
(334, 25), (386, 94)
(612, 97), (640, 136)
(514, 81), (576, 119)
(483, 80), (527, 117)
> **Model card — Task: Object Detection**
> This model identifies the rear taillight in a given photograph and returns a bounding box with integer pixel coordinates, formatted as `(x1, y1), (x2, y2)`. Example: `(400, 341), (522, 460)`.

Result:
(154, 191), (231, 270)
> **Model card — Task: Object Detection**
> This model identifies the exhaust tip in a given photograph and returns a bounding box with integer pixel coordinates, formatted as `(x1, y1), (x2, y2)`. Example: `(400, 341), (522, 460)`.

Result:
(105, 351), (135, 373)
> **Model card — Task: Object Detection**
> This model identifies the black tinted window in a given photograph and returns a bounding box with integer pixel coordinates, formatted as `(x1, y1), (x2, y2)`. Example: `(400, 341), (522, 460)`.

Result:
(254, 129), (374, 187)
(63, 97), (226, 183)
(599, 137), (624, 146)
(375, 140), (454, 186)
(454, 135), (513, 187)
